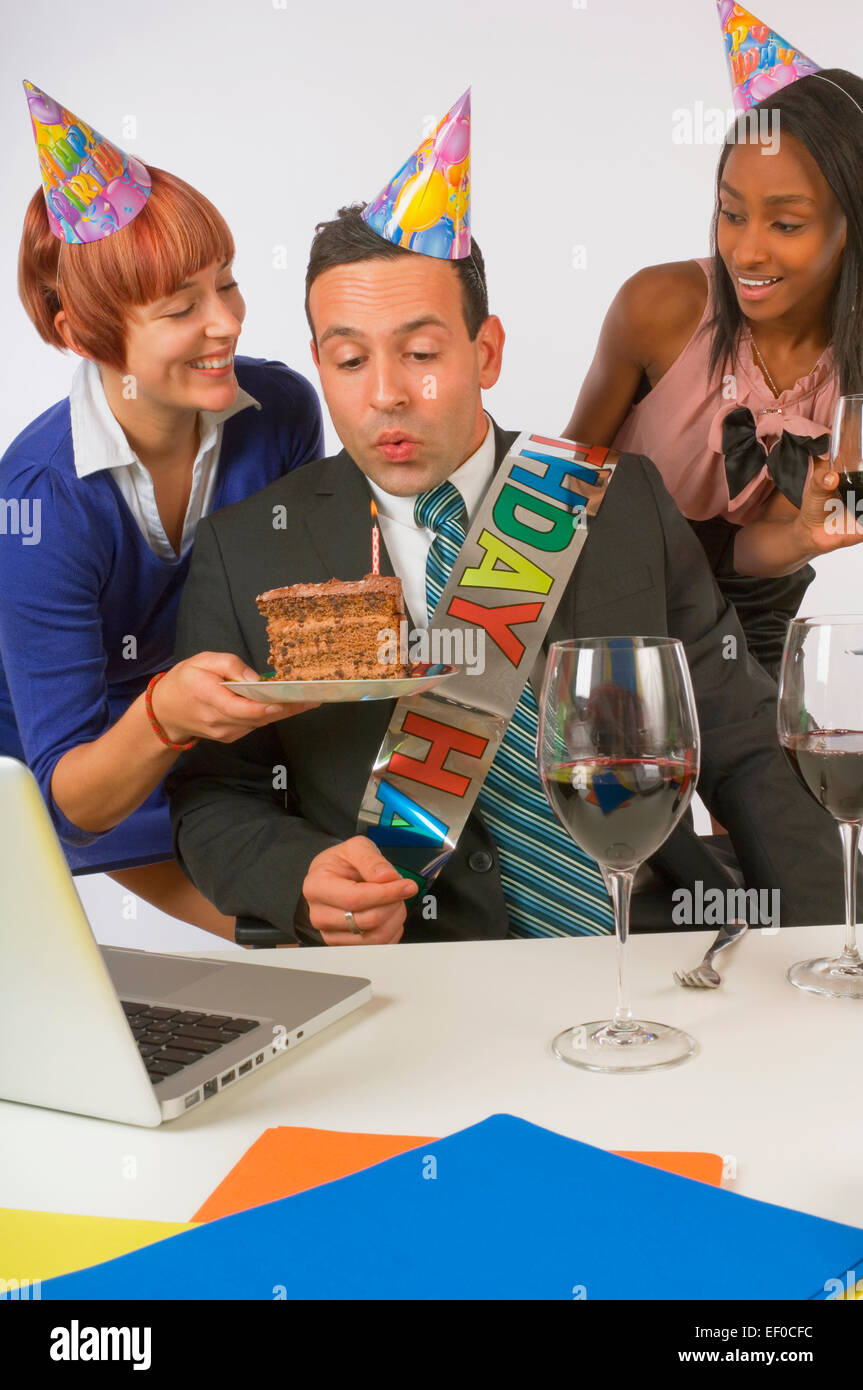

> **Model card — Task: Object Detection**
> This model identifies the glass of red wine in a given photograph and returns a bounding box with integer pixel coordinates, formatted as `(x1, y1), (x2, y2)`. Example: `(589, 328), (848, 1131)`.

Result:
(831, 395), (863, 516)
(538, 636), (700, 1072)
(778, 616), (863, 998)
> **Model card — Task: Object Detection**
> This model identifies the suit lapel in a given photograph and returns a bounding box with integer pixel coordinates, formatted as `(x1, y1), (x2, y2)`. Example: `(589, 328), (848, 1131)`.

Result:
(301, 451), (396, 580)
(491, 418), (519, 470)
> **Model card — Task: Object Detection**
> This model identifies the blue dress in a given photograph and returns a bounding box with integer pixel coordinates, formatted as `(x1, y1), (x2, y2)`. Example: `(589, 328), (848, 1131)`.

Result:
(0, 356), (324, 874)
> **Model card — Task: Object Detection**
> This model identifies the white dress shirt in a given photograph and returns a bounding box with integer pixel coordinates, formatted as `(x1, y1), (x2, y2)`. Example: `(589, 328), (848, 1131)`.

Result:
(68, 358), (261, 560)
(368, 413), (497, 627)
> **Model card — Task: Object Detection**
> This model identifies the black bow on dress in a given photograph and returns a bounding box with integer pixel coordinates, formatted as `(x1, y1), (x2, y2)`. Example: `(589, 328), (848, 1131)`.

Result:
(721, 406), (830, 510)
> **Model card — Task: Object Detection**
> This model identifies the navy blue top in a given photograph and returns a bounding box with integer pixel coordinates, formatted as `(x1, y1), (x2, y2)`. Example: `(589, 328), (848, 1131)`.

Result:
(0, 356), (324, 874)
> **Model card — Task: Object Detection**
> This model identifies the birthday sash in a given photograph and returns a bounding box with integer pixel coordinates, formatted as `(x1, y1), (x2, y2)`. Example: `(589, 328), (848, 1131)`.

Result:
(356, 430), (619, 889)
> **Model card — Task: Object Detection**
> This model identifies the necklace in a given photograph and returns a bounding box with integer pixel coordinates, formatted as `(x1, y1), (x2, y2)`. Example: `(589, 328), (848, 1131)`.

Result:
(750, 334), (824, 414)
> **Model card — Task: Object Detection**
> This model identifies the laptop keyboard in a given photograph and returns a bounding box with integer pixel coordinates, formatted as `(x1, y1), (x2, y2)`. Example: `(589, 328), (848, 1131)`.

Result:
(121, 1002), (260, 1086)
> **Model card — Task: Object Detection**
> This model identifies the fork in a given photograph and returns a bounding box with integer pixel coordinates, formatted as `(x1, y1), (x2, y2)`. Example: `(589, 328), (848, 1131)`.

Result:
(672, 921), (748, 989)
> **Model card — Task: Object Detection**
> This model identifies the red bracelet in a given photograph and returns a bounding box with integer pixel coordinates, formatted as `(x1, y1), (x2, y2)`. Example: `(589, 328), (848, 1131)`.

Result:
(145, 672), (198, 751)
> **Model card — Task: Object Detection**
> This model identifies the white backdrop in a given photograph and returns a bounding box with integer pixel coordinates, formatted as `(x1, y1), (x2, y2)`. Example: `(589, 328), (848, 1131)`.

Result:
(2, 0), (861, 951)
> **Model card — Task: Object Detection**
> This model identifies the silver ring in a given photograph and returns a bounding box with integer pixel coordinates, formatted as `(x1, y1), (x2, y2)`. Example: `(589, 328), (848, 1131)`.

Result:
(344, 910), (363, 936)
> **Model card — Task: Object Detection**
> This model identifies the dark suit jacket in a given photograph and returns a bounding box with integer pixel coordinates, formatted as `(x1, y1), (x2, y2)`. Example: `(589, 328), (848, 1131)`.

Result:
(167, 421), (859, 942)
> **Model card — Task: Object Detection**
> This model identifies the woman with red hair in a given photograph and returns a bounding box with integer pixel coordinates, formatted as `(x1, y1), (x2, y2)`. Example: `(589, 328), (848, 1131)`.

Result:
(0, 84), (322, 938)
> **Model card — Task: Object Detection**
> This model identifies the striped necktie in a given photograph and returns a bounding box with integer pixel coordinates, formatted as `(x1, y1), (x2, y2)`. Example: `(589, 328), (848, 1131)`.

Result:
(414, 481), (614, 937)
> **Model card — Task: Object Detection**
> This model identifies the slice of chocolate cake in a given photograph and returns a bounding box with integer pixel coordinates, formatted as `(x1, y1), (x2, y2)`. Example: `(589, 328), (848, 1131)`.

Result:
(255, 574), (411, 681)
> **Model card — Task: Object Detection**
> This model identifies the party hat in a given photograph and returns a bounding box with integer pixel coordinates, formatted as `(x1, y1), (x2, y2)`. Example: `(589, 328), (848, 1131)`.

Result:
(22, 79), (152, 244)
(715, 3), (820, 111)
(362, 88), (471, 260)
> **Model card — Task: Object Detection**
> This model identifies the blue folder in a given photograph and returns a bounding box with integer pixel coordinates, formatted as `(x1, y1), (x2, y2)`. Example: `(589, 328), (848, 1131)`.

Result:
(41, 1114), (863, 1299)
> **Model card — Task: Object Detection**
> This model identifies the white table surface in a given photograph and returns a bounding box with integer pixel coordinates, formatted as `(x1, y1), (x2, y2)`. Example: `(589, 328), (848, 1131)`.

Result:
(2, 924), (861, 1232)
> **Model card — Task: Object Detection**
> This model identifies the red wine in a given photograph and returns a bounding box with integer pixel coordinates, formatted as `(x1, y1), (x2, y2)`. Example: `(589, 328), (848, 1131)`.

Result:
(836, 471), (863, 510)
(782, 731), (863, 822)
(541, 755), (697, 870)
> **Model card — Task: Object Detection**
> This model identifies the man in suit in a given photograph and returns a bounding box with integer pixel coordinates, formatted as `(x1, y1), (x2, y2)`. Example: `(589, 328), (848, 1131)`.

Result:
(165, 206), (856, 945)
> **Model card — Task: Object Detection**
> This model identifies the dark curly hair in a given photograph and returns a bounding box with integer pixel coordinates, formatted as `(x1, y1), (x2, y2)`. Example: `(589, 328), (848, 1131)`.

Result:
(305, 203), (488, 342)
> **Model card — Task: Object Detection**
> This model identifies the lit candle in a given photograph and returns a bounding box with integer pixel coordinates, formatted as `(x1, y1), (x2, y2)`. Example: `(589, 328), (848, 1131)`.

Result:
(370, 499), (380, 575)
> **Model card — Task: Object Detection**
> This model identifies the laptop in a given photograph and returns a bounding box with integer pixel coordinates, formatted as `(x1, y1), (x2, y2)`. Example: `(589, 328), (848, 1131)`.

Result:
(0, 757), (372, 1126)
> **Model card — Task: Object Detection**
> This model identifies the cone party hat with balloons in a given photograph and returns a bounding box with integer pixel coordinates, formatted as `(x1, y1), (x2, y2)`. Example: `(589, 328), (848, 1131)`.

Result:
(22, 79), (152, 244)
(715, 3), (820, 111)
(362, 88), (471, 260)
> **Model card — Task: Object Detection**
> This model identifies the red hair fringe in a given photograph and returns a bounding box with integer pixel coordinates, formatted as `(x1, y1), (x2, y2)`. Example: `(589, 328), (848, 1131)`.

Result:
(18, 166), (235, 372)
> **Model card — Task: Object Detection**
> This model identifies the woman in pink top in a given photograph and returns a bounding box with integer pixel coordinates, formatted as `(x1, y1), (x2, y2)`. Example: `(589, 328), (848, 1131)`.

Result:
(564, 68), (863, 679)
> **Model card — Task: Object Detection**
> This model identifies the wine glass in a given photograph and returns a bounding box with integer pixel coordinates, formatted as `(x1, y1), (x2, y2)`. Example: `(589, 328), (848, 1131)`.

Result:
(777, 616), (863, 997)
(830, 395), (863, 516)
(537, 636), (700, 1072)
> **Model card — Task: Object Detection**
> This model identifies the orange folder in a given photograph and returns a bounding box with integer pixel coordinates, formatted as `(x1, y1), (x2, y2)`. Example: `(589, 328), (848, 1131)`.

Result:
(193, 1126), (723, 1222)
(193, 1127), (438, 1220)
(615, 1151), (724, 1185)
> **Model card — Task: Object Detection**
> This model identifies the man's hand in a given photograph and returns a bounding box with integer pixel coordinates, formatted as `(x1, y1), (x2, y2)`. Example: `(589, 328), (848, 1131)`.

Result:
(302, 837), (419, 945)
